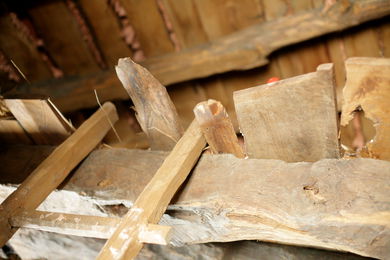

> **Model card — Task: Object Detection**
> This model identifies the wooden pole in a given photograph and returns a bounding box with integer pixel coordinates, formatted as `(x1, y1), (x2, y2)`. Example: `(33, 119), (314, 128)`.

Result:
(0, 102), (118, 246)
(96, 119), (205, 259)
(115, 58), (183, 150)
(194, 99), (244, 158)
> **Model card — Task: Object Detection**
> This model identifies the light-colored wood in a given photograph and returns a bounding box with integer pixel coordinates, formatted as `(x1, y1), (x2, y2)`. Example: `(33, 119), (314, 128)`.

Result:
(0, 119), (32, 144)
(8, 0), (390, 113)
(234, 63), (340, 162)
(1, 148), (389, 259)
(10, 210), (171, 245)
(341, 57), (390, 161)
(194, 99), (244, 158)
(28, 1), (99, 75)
(78, 0), (133, 67)
(0, 102), (118, 247)
(116, 58), (183, 150)
(4, 99), (71, 145)
(96, 120), (206, 259)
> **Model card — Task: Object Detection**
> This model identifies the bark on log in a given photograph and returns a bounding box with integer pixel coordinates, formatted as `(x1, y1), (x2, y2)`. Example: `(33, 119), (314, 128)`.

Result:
(0, 147), (388, 259)
(5, 0), (390, 112)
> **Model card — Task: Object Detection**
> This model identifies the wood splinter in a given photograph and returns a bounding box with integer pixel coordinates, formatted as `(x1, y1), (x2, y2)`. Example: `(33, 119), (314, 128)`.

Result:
(194, 99), (244, 158)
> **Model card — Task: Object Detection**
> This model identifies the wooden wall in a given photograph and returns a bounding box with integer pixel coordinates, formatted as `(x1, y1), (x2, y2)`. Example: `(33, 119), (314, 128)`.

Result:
(0, 0), (389, 146)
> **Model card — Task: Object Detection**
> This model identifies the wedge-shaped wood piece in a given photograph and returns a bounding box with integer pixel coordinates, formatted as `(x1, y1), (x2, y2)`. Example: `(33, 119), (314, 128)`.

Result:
(96, 120), (205, 259)
(0, 119), (32, 144)
(116, 58), (183, 150)
(4, 99), (73, 145)
(194, 99), (244, 158)
(234, 64), (340, 162)
(10, 210), (171, 245)
(341, 57), (390, 161)
(0, 102), (118, 246)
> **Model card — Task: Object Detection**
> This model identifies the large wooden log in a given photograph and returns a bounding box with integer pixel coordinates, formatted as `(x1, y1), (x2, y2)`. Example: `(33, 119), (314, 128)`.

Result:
(0, 147), (388, 258)
(5, 0), (390, 112)
(0, 102), (118, 246)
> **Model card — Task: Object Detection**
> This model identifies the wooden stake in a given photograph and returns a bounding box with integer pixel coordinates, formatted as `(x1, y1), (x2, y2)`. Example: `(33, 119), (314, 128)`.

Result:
(0, 102), (118, 246)
(194, 99), (244, 158)
(96, 119), (205, 260)
(116, 58), (183, 150)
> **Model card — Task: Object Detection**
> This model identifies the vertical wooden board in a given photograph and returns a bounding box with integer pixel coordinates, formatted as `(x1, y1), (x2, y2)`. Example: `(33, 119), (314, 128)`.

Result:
(378, 21), (390, 57)
(28, 1), (99, 75)
(343, 27), (381, 58)
(119, 0), (174, 57)
(78, 0), (132, 67)
(0, 15), (51, 82)
(234, 64), (340, 162)
(162, 0), (208, 47)
(194, 0), (264, 40)
(4, 99), (71, 145)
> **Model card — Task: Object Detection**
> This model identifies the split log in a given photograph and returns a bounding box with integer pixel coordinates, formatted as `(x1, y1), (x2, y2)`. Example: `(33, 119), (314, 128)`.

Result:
(234, 64), (340, 162)
(0, 102), (118, 246)
(116, 58), (183, 150)
(97, 120), (205, 259)
(5, 0), (390, 112)
(194, 99), (244, 158)
(341, 57), (390, 161)
(4, 99), (72, 145)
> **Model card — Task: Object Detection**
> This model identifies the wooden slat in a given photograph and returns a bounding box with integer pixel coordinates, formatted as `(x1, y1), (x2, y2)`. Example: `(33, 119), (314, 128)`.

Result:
(0, 14), (51, 82)
(96, 120), (206, 259)
(0, 102), (118, 246)
(116, 58), (183, 150)
(194, 99), (244, 158)
(0, 119), (32, 145)
(118, 0), (174, 57)
(10, 210), (171, 244)
(234, 63), (340, 162)
(28, 1), (99, 75)
(1, 148), (389, 259)
(341, 57), (390, 161)
(78, 0), (133, 67)
(4, 99), (71, 145)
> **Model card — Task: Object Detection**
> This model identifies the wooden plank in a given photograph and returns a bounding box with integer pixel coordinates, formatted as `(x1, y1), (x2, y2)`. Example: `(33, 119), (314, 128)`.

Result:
(4, 99), (72, 145)
(194, 99), (244, 158)
(78, 0), (133, 67)
(28, 1), (99, 75)
(0, 119), (32, 145)
(6, 0), (390, 112)
(0, 14), (51, 82)
(116, 58), (183, 150)
(118, 0), (174, 57)
(1, 148), (388, 259)
(96, 120), (206, 259)
(234, 63), (340, 162)
(10, 210), (171, 244)
(0, 102), (119, 247)
(341, 57), (390, 161)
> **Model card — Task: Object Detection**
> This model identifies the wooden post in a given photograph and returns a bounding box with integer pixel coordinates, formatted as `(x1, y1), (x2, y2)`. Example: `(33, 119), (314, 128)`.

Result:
(96, 119), (205, 259)
(194, 99), (244, 158)
(0, 102), (118, 246)
(116, 58), (183, 150)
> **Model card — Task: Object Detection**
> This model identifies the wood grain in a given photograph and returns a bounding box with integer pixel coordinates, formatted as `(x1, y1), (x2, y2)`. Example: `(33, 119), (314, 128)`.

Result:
(116, 58), (183, 150)
(0, 119), (32, 145)
(341, 57), (390, 160)
(234, 63), (340, 162)
(4, 99), (71, 145)
(0, 102), (118, 247)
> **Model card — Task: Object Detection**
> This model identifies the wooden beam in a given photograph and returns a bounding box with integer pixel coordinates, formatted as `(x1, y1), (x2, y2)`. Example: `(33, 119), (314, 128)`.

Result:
(341, 57), (390, 161)
(194, 99), (244, 158)
(10, 210), (171, 245)
(4, 99), (72, 145)
(116, 58), (183, 150)
(234, 63), (340, 162)
(0, 119), (32, 145)
(5, 0), (390, 112)
(96, 120), (206, 259)
(0, 147), (389, 259)
(0, 102), (118, 246)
